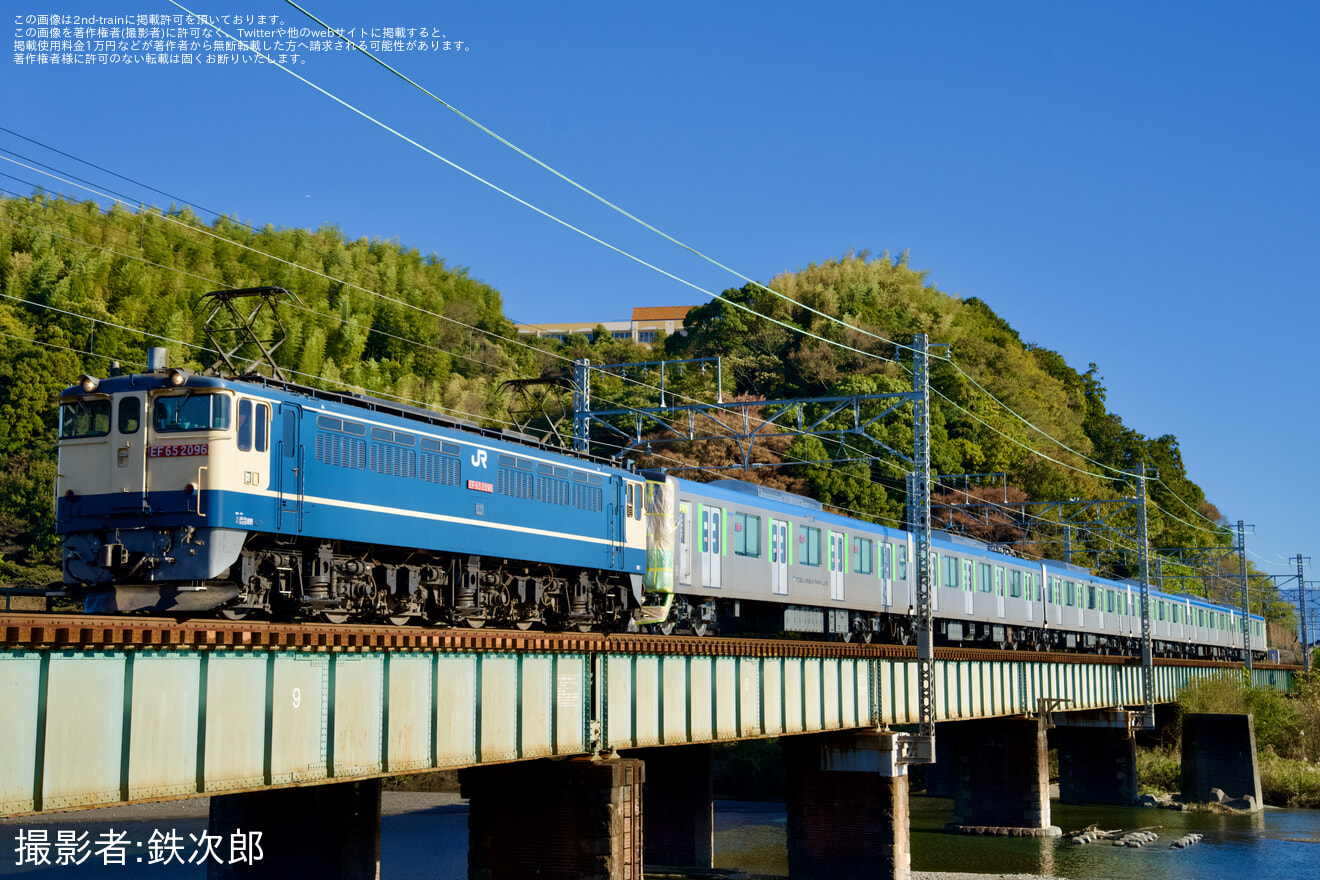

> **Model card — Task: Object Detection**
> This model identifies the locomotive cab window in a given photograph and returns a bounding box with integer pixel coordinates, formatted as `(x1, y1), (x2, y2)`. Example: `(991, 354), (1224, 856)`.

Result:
(153, 392), (231, 433)
(117, 397), (140, 434)
(236, 400), (269, 452)
(60, 397), (111, 438)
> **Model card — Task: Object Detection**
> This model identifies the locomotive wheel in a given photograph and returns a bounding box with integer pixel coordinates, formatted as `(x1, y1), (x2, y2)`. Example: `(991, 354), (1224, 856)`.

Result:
(387, 615), (413, 627)
(321, 610), (351, 624)
(461, 618), (486, 630)
(691, 622), (709, 637)
(220, 609), (249, 621)
(514, 620), (536, 631)
(658, 620), (677, 636)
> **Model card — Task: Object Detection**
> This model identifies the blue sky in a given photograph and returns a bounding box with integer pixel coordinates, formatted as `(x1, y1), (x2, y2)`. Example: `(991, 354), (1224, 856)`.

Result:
(5, 2), (1318, 607)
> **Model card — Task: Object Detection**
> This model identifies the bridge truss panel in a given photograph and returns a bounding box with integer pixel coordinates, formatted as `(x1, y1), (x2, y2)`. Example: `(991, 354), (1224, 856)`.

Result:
(0, 646), (1296, 818)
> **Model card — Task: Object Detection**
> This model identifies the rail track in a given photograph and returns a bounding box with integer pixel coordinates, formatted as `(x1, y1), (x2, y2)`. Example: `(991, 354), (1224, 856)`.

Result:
(0, 612), (1297, 670)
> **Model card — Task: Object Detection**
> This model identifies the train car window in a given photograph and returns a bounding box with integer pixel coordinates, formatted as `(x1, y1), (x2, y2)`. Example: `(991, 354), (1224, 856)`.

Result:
(880, 543), (892, 579)
(421, 439), (460, 456)
(238, 400), (254, 451)
(588, 474), (602, 486)
(733, 513), (761, 557)
(1009, 570), (1022, 598)
(371, 427), (392, 442)
(626, 485), (635, 519)
(117, 397), (140, 434)
(979, 563), (992, 593)
(317, 416), (342, 432)
(897, 545), (907, 580)
(153, 393), (231, 432)
(943, 556), (959, 589)
(634, 486), (643, 520)
(394, 432), (415, 447)
(342, 421), (367, 437)
(538, 464), (555, 476)
(499, 454), (517, 467)
(1064, 581), (1075, 607)
(1106, 590), (1115, 613)
(61, 398), (111, 438)
(255, 404), (269, 452)
(801, 526), (821, 566)
(854, 537), (873, 574)
(1088, 585), (1097, 611)
(572, 471), (588, 483)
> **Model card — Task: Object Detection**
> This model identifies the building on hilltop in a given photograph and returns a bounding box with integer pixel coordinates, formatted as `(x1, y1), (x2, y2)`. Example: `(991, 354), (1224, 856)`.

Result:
(517, 306), (695, 347)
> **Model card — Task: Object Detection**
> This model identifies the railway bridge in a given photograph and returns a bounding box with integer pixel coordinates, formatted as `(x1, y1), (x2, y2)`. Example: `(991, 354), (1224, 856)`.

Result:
(0, 613), (1294, 879)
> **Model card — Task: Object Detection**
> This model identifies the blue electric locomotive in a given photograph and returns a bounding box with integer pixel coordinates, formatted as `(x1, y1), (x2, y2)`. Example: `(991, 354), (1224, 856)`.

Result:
(57, 348), (650, 628)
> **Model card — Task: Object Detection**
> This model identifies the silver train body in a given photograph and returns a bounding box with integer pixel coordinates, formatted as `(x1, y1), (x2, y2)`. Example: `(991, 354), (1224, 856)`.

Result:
(650, 477), (1268, 660)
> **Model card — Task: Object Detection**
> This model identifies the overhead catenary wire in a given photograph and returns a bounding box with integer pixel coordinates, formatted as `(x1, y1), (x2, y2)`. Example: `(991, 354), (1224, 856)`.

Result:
(0, 125), (263, 233)
(279, 0), (923, 359)
(158, 0), (908, 376)
(281, 0), (1231, 515)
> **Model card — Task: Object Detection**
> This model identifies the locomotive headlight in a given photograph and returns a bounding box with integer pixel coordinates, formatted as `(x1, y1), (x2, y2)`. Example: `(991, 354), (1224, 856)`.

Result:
(78, 374), (100, 392)
(168, 369), (188, 387)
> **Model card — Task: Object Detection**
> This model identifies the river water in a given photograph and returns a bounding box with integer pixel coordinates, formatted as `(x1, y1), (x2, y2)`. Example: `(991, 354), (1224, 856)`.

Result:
(716, 796), (1320, 879)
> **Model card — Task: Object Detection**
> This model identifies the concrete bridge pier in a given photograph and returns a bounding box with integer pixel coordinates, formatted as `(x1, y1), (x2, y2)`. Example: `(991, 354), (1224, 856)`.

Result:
(626, 744), (714, 870)
(1181, 713), (1264, 811)
(460, 756), (645, 880)
(942, 716), (1060, 837)
(1054, 711), (1139, 805)
(207, 778), (383, 880)
(782, 730), (910, 880)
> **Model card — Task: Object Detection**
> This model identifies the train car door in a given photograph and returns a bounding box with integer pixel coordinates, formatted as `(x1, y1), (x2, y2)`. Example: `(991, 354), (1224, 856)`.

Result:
(771, 520), (789, 595)
(677, 501), (692, 586)
(111, 390), (147, 509)
(961, 559), (974, 614)
(277, 402), (303, 532)
(609, 476), (626, 569)
(701, 505), (723, 589)
(995, 566), (1006, 619)
(828, 531), (845, 601)
(880, 542), (892, 607)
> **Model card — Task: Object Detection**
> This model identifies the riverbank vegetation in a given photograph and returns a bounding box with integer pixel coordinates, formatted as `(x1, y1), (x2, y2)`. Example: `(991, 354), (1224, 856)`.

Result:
(1138, 673), (1320, 808)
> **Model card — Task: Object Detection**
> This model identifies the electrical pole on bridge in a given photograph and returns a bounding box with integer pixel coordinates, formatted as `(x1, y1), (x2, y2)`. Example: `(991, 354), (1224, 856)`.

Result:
(1134, 463), (1156, 729)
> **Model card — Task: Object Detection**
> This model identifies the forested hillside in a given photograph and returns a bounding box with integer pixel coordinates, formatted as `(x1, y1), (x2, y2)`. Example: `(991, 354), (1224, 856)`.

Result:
(0, 195), (1290, 628)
